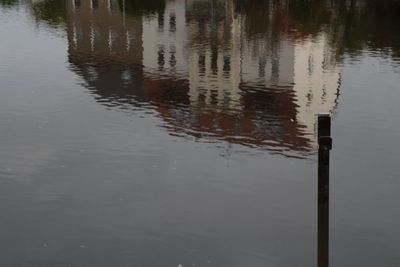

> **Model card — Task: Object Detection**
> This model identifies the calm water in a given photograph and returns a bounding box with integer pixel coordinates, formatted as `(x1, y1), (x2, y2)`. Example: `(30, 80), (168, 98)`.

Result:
(1, 0), (400, 266)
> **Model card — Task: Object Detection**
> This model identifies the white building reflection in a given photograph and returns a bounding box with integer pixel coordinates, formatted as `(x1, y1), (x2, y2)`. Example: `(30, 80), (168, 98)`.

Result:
(66, 0), (341, 154)
(67, 0), (142, 65)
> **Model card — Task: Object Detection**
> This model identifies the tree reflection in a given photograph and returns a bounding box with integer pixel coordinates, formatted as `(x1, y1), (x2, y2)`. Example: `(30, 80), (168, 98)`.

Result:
(32, 0), (67, 27)
(27, 0), (400, 59)
(120, 0), (165, 16)
(235, 0), (400, 58)
(335, 0), (400, 57)
(0, 0), (18, 8)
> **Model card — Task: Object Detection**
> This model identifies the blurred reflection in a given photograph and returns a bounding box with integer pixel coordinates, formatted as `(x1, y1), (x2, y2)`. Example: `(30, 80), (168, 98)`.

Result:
(63, 0), (344, 157)
(5, 1), (399, 155)
(31, 0), (67, 27)
(0, 0), (18, 7)
(67, 0), (148, 106)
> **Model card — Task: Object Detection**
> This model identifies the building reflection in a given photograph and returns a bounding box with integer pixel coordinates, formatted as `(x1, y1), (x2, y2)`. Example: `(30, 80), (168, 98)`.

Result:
(66, 0), (341, 156)
(67, 0), (147, 105)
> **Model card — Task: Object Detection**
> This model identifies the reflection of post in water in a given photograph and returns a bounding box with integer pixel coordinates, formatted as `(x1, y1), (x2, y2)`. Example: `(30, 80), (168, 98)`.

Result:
(318, 113), (332, 267)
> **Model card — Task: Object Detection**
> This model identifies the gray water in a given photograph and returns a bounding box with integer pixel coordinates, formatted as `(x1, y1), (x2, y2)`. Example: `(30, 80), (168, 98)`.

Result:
(0, 0), (400, 266)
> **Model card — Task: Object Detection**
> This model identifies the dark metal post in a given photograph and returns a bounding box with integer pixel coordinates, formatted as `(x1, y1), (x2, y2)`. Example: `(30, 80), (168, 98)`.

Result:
(318, 113), (332, 267)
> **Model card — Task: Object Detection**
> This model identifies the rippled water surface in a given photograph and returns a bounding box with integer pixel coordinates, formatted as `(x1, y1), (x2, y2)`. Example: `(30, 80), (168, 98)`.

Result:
(1, 0), (400, 266)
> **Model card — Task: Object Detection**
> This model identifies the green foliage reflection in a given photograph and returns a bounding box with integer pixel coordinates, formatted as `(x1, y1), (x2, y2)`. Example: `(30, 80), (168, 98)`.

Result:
(235, 0), (400, 58)
(0, 0), (18, 8)
(32, 0), (67, 27)
(119, 0), (165, 16)
(9, 0), (400, 59)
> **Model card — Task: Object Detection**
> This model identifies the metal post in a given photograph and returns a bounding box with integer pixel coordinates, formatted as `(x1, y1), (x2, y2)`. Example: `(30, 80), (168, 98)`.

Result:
(318, 113), (332, 267)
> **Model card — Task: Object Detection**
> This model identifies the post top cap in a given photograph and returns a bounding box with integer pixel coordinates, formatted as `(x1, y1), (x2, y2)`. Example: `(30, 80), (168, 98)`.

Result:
(318, 112), (331, 117)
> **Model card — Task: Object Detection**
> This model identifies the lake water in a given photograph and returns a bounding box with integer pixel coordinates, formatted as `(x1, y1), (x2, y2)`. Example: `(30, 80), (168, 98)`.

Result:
(0, 0), (400, 266)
